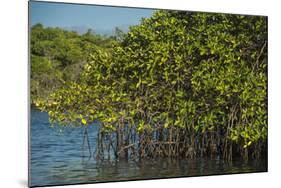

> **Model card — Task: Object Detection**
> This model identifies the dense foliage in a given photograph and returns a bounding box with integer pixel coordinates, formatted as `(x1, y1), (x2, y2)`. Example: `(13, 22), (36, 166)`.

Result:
(35, 11), (267, 161)
(30, 24), (116, 103)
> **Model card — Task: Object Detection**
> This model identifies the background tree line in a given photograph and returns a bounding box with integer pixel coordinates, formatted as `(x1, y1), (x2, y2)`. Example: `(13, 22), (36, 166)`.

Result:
(30, 23), (117, 103)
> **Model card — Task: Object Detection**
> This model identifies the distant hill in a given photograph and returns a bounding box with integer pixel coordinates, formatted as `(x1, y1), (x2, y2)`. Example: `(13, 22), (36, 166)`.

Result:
(63, 24), (131, 36)
(62, 26), (90, 35)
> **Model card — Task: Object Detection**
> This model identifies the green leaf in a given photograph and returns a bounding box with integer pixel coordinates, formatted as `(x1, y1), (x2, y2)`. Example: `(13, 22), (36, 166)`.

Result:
(81, 118), (87, 125)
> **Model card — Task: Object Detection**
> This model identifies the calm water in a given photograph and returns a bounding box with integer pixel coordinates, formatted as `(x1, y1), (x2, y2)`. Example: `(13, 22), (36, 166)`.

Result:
(30, 108), (267, 187)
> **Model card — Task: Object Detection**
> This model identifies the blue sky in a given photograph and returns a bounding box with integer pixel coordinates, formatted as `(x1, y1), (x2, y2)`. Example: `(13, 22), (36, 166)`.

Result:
(29, 1), (154, 32)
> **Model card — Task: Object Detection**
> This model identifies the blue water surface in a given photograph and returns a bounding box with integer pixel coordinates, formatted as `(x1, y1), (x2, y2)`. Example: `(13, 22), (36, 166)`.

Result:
(30, 108), (267, 187)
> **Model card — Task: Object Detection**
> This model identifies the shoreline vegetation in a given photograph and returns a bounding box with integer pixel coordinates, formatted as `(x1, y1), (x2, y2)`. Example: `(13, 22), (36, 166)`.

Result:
(32, 10), (268, 163)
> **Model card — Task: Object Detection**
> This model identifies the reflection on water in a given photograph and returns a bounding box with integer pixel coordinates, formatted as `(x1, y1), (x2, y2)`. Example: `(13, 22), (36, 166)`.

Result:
(30, 109), (267, 187)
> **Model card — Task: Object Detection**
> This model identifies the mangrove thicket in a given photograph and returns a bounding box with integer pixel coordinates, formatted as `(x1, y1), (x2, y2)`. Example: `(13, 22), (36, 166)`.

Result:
(34, 10), (268, 162)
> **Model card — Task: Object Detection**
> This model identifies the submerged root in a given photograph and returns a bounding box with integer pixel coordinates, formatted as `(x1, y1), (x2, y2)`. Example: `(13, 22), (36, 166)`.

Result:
(87, 124), (266, 162)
